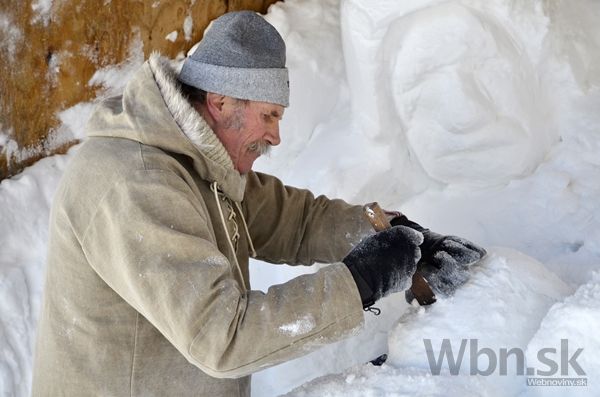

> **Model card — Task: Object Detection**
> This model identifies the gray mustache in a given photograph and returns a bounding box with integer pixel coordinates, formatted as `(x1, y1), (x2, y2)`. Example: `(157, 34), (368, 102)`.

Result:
(248, 141), (272, 156)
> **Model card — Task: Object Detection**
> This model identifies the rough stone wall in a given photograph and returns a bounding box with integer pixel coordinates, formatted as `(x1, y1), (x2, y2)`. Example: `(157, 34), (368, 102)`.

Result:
(0, 0), (279, 180)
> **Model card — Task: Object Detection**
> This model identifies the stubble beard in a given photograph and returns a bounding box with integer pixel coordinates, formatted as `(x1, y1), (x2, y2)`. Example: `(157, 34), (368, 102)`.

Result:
(225, 107), (272, 157)
(223, 105), (246, 131)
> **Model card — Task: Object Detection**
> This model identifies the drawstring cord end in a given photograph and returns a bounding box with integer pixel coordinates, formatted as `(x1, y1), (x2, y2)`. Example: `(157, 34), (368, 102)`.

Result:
(364, 306), (381, 316)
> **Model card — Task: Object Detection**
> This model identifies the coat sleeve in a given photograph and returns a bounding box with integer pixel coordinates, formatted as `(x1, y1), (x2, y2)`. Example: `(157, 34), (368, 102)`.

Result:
(80, 169), (364, 378)
(242, 171), (374, 265)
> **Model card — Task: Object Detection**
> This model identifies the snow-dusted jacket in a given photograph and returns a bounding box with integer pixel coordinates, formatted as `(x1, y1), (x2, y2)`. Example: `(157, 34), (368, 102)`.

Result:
(31, 54), (372, 397)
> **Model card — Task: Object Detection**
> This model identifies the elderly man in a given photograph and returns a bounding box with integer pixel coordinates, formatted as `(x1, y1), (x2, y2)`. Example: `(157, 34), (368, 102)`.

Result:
(32, 11), (485, 397)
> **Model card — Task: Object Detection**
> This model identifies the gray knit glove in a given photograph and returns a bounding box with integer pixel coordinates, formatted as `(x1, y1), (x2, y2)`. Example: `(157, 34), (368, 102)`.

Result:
(391, 216), (486, 298)
(343, 226), (423, 309)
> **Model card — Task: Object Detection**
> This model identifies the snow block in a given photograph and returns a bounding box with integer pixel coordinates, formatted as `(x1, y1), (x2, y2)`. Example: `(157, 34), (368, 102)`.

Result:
(387, 248), (572, 395)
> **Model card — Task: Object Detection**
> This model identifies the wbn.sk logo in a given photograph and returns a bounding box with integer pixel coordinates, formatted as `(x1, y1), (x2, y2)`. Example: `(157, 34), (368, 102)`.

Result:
(423, 339), (587, 387)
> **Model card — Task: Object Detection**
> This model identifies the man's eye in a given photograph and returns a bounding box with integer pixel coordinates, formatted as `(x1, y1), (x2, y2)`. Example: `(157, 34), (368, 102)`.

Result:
(262, 114), (272, 122)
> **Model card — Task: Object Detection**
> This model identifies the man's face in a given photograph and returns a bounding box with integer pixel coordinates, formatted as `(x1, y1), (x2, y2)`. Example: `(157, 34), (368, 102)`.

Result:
(215, 99), (284, 174)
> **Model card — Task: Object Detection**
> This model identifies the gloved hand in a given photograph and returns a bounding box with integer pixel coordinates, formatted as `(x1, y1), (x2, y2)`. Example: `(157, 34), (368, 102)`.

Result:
(391, 215), (487, 298)
(343, 225), (423, 309)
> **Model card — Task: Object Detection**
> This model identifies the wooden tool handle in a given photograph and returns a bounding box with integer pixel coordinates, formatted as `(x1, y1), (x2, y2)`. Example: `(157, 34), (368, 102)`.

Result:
(363, 202), (437, 306)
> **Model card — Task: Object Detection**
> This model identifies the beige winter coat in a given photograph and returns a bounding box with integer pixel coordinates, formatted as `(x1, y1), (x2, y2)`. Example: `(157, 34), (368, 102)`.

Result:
(31, 54), (372, 396)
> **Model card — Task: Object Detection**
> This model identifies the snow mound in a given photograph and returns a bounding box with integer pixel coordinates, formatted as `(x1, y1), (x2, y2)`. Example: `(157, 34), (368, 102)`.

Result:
(525, 272), (600, 397)
(283, 364), (486, 397)
(285, 248), (574, 396)
(388, 248), (571, 395)
(0, 154), (70, 396)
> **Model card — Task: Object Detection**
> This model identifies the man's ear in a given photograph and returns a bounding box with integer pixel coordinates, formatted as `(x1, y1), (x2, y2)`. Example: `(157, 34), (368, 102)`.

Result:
(205, 92), (227, 121)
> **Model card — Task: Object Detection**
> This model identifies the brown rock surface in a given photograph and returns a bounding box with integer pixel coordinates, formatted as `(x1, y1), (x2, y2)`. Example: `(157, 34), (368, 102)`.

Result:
(0, 0), (279, 180)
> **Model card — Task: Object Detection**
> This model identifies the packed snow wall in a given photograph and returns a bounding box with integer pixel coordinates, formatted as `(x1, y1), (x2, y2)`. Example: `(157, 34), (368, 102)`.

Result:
(0, 0), (279, 181)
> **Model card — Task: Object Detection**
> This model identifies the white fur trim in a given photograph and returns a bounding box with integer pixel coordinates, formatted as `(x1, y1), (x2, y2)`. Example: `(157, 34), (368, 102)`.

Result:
(148, 52), (234, 170)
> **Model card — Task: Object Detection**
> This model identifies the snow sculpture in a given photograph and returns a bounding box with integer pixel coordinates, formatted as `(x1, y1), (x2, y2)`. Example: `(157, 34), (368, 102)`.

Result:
(341, 0), (558, 186)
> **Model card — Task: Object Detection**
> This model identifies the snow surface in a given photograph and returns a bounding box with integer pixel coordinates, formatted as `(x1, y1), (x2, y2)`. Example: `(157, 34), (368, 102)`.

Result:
(30, 0), (54, 25)
(0, 13), (23, 61)
(183, 15), (193, 41)
(165, 30), (178, 43)
(2, 0), (600, 396)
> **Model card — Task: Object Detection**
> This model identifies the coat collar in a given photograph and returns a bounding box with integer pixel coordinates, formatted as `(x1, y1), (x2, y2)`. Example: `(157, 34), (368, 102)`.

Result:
(87, 53), (246, 201)
(148, 53), (246, 202)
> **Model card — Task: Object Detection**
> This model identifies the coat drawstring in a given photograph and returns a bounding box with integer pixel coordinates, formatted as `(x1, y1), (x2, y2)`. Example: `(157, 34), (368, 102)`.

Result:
(210, 182), (256, 286)
(234, 201), (257, 258)
(211, 182), (247, 290)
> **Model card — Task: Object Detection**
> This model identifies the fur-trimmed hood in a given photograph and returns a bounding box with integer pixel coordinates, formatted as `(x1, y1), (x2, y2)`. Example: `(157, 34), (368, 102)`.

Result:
(86, 53), (246, 201)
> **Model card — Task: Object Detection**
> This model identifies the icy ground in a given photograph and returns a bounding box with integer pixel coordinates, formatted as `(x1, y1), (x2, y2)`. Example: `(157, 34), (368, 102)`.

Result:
(1, 0), (600, 396)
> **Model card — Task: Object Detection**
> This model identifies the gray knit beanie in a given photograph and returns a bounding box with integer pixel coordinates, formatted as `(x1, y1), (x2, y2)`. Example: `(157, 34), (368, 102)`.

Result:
(178, 11), (289, 107)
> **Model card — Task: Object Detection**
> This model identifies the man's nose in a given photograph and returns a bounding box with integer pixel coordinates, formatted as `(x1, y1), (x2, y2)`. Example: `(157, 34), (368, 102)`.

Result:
(266, 123), (281, 146)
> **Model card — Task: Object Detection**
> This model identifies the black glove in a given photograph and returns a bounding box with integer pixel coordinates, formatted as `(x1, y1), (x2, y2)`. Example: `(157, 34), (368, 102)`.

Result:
(343, 225), (423, 309)
(391, 215), (487, 297)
